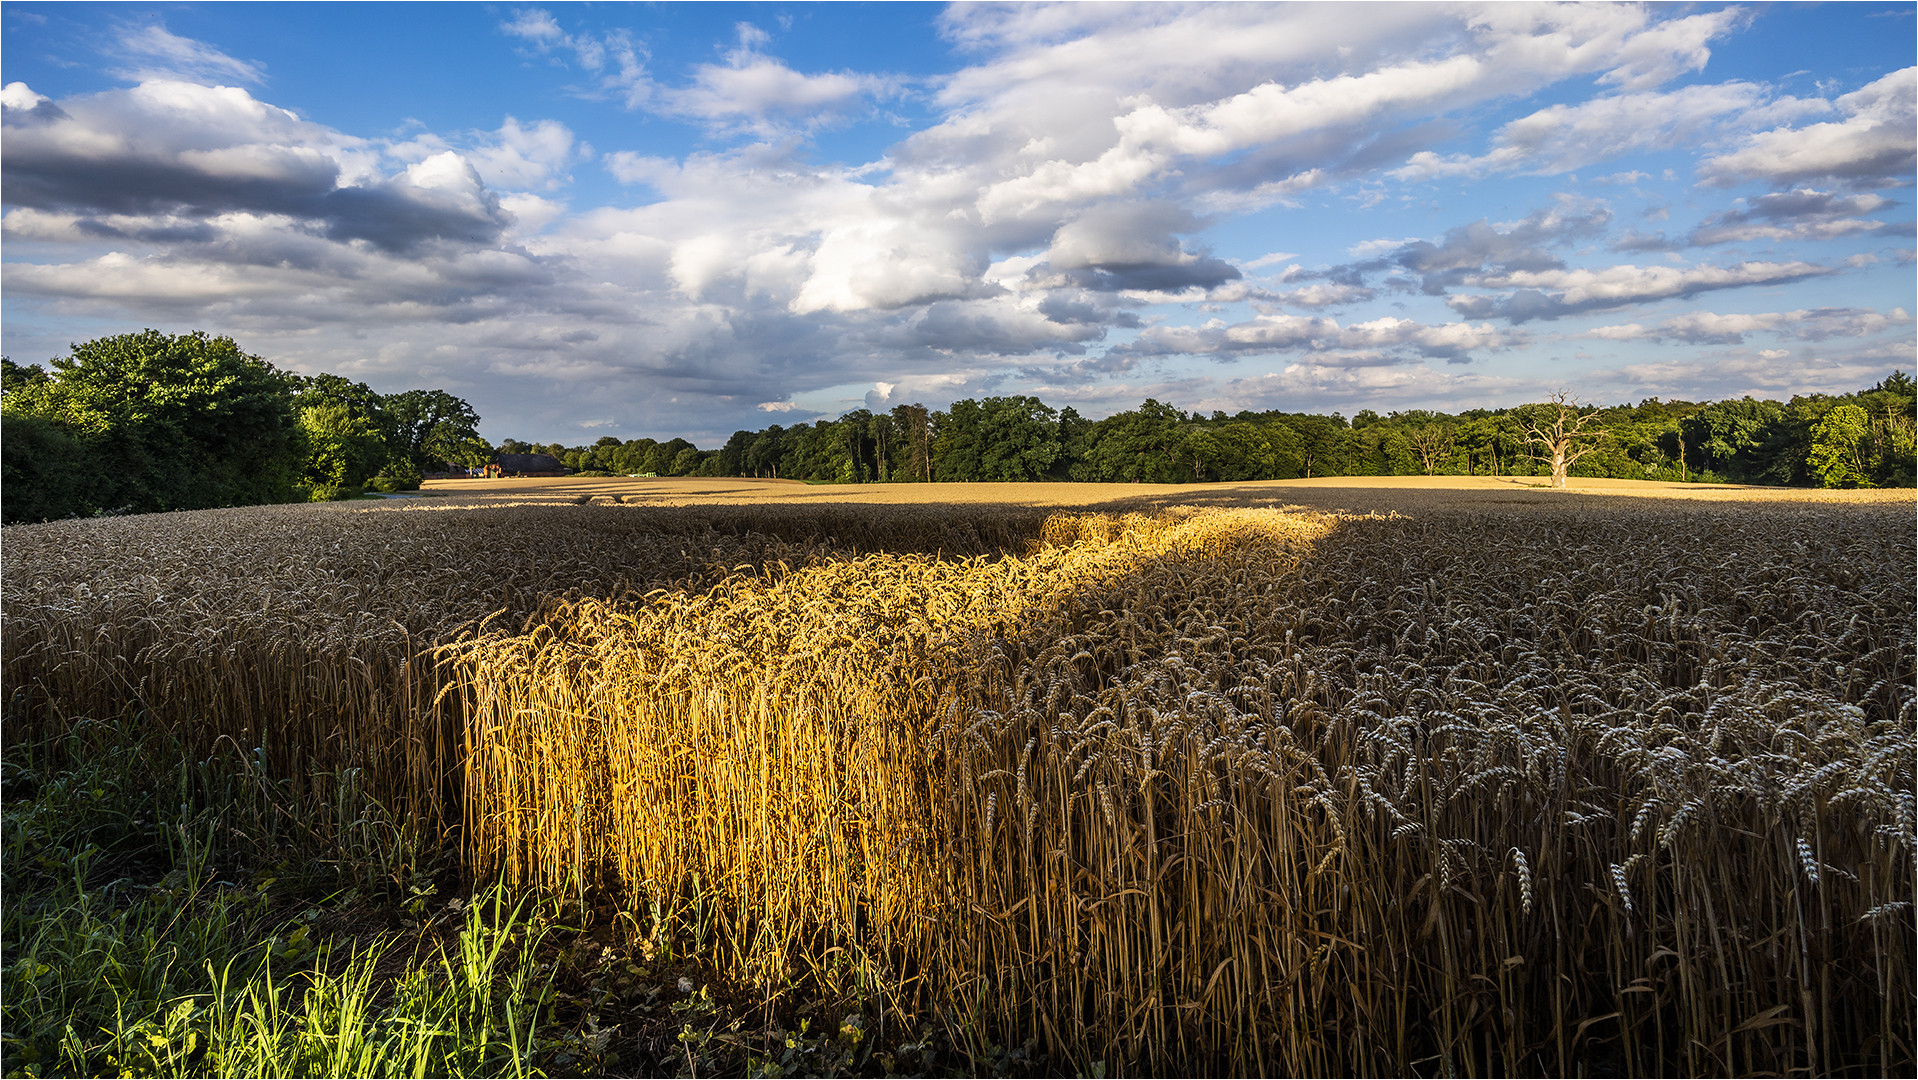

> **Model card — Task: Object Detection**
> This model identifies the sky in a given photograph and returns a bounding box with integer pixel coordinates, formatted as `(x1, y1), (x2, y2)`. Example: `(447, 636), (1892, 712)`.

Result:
(2, 2), (1913, 446)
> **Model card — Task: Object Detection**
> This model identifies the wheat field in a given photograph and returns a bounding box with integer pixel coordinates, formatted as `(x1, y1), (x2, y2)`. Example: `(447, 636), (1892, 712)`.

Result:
(3, 482), (1911, 1075)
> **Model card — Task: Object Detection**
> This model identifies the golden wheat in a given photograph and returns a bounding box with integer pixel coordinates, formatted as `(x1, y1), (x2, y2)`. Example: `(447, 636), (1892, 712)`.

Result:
(3, 492), (1910, 1075)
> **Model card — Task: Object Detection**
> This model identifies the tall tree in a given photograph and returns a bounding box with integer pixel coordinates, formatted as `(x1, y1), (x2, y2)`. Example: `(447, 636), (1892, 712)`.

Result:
(2, 330), (304, 520)
(891, 404), (935, 482)
(385, 388), (487, 471)
(975, 396), (1062, 481)
(1400, 415), (1456, 476)
(1808, 404), (1872, 488)
(1073, 400), (1186, 482)
(1680, 397), (1785, 483)
(298, 400), (387, 495)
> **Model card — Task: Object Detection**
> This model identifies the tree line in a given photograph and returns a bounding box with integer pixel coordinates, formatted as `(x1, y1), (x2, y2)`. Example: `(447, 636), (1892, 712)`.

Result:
(4, 329), (1910, 526)
(2, 330), (487, 524)
(515, 375), (1916, 491)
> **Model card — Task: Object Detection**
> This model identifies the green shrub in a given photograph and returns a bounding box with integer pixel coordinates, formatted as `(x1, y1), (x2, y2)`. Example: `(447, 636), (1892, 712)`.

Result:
(368, 457), (423, 492)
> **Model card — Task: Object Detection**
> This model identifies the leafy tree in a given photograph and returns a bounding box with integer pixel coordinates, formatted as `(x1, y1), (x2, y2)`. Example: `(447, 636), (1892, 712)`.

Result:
(292, 374), (394, 494)
(2, 357), (53, 397)
(298, 400), (387, 498)
(1860, 371), (1917, 486)
(0, 409), (114, 522)
(973, 396), (1062, 481)
(1072, 400), (1186, 482)
(1200, 416), (1302, 480)
(745, 426), (786, 478)
(1281, 413), (1348, 478)
(1680, 397), (1785, 483)
(380, 388), (489, 471)
(671, 447), (706, 476)
(2, 330), (303, 520)
(1457, 415), (1525, 477)
(1808, 404), (1872, 488)
(933, 400), (986, 481)
(1399, 415), (1455, 476)
(891, 404), (936, 482)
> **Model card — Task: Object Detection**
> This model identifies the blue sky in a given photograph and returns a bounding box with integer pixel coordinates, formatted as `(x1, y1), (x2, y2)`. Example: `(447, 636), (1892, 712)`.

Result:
(3, 2), (1913, 445)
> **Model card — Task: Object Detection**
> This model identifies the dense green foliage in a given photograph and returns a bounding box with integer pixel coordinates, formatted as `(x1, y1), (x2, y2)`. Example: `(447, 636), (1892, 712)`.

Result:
(518, 372), (1916, 490)
(2, 332), (488, 523)
(1, 333), (304, 520)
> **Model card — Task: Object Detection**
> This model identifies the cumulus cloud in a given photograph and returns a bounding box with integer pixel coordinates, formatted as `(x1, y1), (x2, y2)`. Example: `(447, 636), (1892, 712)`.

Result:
(393, 117), (586, 192)
(660, 24), (896, 134)
(1393, 81), (1833, 181)
(1699, 67), (1917, 188)
(1116, 311), (1514, 364)
(1446, 260), (1836, 322)
(1687, 188), (1899, 245)
(0, 80), (512, 252)
(1030, 202), (1242, 294)
(1586, 306), (1912, 344)
(930, 2), (1748, 225)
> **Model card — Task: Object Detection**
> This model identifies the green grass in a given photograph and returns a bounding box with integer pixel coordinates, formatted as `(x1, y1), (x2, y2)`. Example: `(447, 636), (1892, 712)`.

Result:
(1, 720), (1017, 1078)
(1, 724), (564, 1078)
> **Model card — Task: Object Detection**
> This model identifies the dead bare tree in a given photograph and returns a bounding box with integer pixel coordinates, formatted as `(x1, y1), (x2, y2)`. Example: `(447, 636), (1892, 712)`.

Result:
(1523, 392), (1606, 488)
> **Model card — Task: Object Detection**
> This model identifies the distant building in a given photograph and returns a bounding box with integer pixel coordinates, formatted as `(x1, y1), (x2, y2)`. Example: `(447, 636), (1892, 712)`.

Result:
(495, 453), (567, 477)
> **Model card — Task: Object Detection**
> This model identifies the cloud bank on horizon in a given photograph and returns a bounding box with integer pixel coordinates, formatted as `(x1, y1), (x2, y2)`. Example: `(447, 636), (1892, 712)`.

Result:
(2, 2), (1912, 443)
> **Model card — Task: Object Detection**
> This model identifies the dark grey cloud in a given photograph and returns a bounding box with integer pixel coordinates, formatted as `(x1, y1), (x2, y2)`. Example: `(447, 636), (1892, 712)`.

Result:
(890, 299), (1105, 354)
(1285, 203), (1614, 301)
(1, 83), (512, 254)
(1039, 201), (1241, 294)
(1688, 188), (1898, 246)
(1609, 228), (1676, 253)
(1393, 205), (1612, 293)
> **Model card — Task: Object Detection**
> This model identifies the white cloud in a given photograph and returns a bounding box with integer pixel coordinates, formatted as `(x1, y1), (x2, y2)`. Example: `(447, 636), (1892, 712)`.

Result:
(501, 8), (564, 45)
(1601, 349), (1896, 402)
(1271, 282), (1375, 309)
(1448, 260), (1835, 321)
(1688, 188), (1895, 246)
(1239, 250), (1300, 271)
(1699, 67), (1917, 187)
(2, 82), (52, 111)
(506, 12), (889, 135)
(463, 117), (583, 191)
(1586, 306), (1912, 345)
(1394, 82), (1770, 180)
(501, 8), (653, 109)
(111, 24), (265, 85)
(1121, 311), (1514, 363)
(659, 25), (894, 134)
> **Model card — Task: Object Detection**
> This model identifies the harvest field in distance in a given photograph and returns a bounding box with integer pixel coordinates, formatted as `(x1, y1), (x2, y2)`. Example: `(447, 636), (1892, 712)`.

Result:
(3, 477), (1911, 1077)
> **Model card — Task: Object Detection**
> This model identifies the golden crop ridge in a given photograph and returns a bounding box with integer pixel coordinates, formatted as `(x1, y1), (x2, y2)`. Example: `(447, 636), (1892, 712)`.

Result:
(0, 502), (1065, 844)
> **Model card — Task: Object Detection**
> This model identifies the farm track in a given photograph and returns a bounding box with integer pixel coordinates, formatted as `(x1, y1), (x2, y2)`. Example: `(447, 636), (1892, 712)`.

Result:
(3, 486), (1911, 1075)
